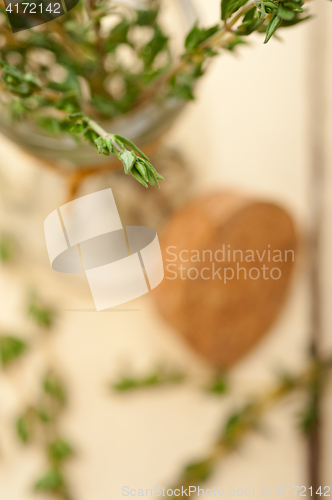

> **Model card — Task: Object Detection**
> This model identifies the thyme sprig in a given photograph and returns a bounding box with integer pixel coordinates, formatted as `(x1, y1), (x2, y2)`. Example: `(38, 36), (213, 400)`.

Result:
(67, 113), (165, 188)
(109, 365), (231, 395)
(110, 365), (186, 393)
(0, 59), (164, 187)
(15, 370), (75, 500)
(0, 335), (28, 367)
(166, 358), (332, 499)
(0, 234), (75, 500)
(135, 0), (311, 104)
(0, 0), (327, 189)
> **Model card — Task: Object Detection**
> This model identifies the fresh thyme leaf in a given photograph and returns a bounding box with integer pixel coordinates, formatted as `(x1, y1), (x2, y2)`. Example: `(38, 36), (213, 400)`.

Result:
(48, 438), (74, 462)
(43, 372), (67, 406)
(264, 11), (282, 43)
(221, 0), (231, 20)
(37, 408), (53, 424)
(94, 137), (110, 156)
(280, 15), (311, 26)
(130, 166), (149, 188)
(0, 336), (27, 367)
(169, 73), (195, 101)
(114, 135), (150, 162)
(221, 403), (260, 448)
(278, 3), (296, 20)
(37, 117), (62, 135)
(34, 468), (65, 492)
(136, 9), (158, 26)
(15, 414), (31, 444)
(243, 5), (257, 20)
(185, 24), (220, 52)
(135, 158), (149, 182)
(120, 150), (136, 174)
(224, 0), (248, 20)
(140, 26), (169, 67)
(146, 170), (156, 186)
(28, 295), (55, 329)
(183, 459), (214, 482)
(206, 372), (229, 395)
(262, 0), (278, 11)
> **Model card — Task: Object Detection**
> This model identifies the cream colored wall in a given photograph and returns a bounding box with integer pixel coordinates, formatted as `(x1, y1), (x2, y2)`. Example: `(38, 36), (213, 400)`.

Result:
(0, 0), (331, 498)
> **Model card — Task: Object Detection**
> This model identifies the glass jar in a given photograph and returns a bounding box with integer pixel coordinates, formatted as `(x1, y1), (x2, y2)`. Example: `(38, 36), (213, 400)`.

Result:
(0, 0), (197, 171)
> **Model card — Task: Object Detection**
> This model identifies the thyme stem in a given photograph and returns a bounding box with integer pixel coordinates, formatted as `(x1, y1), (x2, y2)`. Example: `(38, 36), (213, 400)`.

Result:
(167, 360), (332, 499)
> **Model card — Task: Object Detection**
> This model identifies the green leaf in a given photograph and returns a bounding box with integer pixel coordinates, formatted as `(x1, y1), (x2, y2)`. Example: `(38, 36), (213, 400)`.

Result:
(135, 159), (149, 182)
(264, 12), (282, 43)
(37, 117), (62, 135)
(242, 6), (257, 22)
(262, 0), (278, 11)
(185, 24), (220, 52)
(183, 460), (213, 482)
(277, 3), (296, 20)
(221, 0), (231, 20)
(23, 73), (40, 88)
(154, 172), (165, 181)
(48, 438), (74, 462)
(140, 26), (169, 67)
(42, 372), (67, 406)
(104, 136), (115, 154)
(136, 9), (158, 26)
(34, 468), (65, 492)
(37, 408), (53, 423)
(130, 167), (148, 188)
(94, 137), (110, 156)
(105, 20), (131, 52)
(86, 129), (100, 145)
(185, 24), (202, 51)
(284, 0), (304, 11)
(0, 336), (27, 367)
(223, 0), (248, 19)
(146, 170), (155, 186)
(28, 295), (55, 329)
(15, 415), (31, 444)
(221, 404), (259, 447)
(114, 135), (149, 161)
(68, 112), (84, 120)
(169, 72), (195, 100)
(255, 1), (266, 19)
(206, 373), (228, 395)
(120, 150), (136, 174)
(279, 15), (311, 27)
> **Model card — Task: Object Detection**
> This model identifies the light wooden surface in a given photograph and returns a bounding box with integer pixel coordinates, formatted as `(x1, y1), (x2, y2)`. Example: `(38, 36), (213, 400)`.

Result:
(0, 0), (331, 497)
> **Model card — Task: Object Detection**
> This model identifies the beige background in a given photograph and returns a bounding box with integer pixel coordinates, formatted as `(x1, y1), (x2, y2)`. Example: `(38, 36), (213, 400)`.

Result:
(0, 0), (332, 497)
